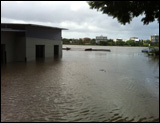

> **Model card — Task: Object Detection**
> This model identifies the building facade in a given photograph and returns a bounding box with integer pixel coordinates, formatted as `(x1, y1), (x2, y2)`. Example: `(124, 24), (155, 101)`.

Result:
(130, 37), (140, 41)
(1, 23), (67, 64)
(114, 38), (123, 42)
(149, 35), (159, 43)
(96, 35), (107, 43)
(83, 37), (91, 44)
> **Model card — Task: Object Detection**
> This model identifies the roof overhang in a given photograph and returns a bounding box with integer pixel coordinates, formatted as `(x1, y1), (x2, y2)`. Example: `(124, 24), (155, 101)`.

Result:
(1, 23), (68, 30)
(1, 28), (26, 32)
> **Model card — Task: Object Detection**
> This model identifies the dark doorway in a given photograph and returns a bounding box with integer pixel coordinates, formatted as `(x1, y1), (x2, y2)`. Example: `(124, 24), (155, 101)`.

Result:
(1, 44), (6, 64)
(54, 45), (59, 57)
(36, 45), (45, 59)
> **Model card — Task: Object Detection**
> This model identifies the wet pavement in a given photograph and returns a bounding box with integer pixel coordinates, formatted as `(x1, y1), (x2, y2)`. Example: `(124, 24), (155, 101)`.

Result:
(1, 46), (159, 122)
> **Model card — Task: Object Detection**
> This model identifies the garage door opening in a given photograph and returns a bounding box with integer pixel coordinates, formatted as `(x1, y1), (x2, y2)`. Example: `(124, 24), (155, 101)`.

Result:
(1, 44), (6, 64)
(54, 45), (59, 57)
(36, 45), (45, 59)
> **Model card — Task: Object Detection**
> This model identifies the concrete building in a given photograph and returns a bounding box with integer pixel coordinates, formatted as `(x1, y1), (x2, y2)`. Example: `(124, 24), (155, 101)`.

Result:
(149, 34), (159, 43)
(83, 37), (91, 44)
(130, 37), (140, 41)
(124, 39), (130, 42)
(1, 23), (67, 64)
(114, 38), (123, 42)
(96, 35), (107, 43)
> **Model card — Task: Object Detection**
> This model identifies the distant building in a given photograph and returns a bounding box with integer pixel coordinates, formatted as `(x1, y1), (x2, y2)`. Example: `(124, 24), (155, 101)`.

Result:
(124, 39), (130, 42)
(149, 34), (159, 43)
(83, 37), (91, 44)
(96, 35), (107, 43)
(130, 37), (140, 41)
(114, 38), (123, 42)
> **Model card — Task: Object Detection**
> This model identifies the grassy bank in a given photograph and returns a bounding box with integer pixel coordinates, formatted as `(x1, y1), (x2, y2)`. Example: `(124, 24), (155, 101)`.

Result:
(149, 47), (159, 56)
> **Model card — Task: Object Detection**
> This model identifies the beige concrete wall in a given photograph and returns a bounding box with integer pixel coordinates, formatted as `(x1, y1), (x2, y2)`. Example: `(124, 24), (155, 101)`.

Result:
(26, 37), (62, 61)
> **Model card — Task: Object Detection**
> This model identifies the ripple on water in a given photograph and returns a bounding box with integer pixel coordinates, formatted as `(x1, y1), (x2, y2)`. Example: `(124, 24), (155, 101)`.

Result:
(1, 47), (159, 122)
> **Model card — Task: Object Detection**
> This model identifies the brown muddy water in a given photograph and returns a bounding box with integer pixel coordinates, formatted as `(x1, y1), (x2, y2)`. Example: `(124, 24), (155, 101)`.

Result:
(1, 45), (159, 122)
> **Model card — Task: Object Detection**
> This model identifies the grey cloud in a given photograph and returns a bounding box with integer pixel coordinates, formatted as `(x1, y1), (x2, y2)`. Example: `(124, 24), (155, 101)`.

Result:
(1, 1), (159, 39)
(2, 1), (72, 23)
(1, 1), (96, 23)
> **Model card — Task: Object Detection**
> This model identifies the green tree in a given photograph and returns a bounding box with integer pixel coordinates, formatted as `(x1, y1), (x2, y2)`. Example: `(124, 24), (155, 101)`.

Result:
(78, 38), (84, 45)
(62, 38), (70, 44)
(126, 40), (136, 46)
(107, 39), (115, 46)
(99, 41), (108, 46)
(116, 40), (125, 46)
(88, 1), (159, 25)
(90, 39), (96, 45)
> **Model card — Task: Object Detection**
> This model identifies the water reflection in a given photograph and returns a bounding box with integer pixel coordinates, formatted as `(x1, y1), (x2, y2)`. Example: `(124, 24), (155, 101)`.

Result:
(148, 56), (159, 66)
(1, 46), (159, 122)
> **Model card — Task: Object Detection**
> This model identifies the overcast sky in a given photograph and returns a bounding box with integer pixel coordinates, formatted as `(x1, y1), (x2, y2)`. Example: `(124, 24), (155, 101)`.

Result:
(1, 1), (159, 40)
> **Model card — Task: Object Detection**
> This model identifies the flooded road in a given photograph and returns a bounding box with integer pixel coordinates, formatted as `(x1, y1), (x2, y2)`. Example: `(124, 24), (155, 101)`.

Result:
(1, 46), (159, 122)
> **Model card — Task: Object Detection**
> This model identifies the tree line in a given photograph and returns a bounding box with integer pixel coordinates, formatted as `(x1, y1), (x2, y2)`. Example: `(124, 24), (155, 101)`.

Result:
(62, 38), (159, 47)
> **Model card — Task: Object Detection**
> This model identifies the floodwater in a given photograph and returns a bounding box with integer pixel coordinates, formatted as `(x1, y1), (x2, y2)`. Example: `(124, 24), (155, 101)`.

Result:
(1, 45), (159, 122)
